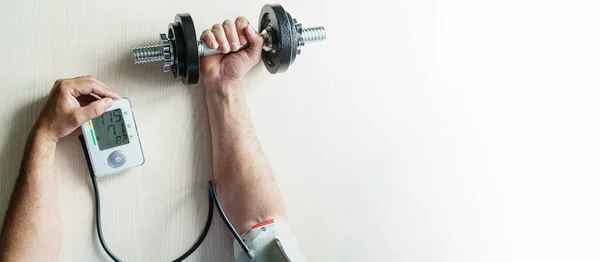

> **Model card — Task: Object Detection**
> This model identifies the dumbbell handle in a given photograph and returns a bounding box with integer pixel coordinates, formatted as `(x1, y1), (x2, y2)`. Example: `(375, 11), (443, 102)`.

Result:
(132, 26), (324, 67)
(197, 25), (327, 57)
(197, 41), (252, 57)
(197, 29), (275, 57)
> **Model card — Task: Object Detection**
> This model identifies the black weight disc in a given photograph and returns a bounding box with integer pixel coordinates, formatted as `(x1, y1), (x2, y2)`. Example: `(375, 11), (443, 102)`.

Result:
(173, 13), (200, 85)
(168, 22), (186, 79)
(259, 4), (297, 74)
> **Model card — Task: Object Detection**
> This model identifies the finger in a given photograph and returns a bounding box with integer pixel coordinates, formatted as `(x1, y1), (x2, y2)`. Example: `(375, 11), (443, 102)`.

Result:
(200, 29), (222, 73)
(201, 29), (219, 49)
(223, 19), (240, 51)
(69, 76), (115, 93)
(90, 78), (118, 95)
(62, 76), (119, 98)
(235, 17), (250, 46)
(212, 23), (229, 53)
(244, 26), (264, 63)
(66, 77), (120, 99)
(73, 76), (117, 92)
(72, 98), (113, 125)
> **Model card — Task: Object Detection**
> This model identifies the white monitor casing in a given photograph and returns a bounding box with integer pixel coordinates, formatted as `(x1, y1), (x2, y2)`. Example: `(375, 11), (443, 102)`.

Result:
(81, 98), (144, 177)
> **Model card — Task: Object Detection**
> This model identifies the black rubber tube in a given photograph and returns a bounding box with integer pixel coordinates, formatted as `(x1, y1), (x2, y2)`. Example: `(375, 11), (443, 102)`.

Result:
(80, 135), (214, 262)
(208, 181), (254, 259)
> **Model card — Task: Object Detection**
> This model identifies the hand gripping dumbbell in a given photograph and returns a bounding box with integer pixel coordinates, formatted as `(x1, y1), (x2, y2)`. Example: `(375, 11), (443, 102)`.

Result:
(132, 3), (326, 85)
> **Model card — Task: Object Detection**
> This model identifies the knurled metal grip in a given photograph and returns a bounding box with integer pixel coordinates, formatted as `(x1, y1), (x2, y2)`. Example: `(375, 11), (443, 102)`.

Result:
(132, 4), (326, 85)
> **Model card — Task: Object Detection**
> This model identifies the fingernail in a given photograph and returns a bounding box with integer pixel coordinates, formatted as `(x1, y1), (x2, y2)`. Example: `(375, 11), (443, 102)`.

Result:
(211, 41), (218, 49)
(248, 26), (255, 33)
(231, 42), (240, 51)
(220, 44), (229, 53)
(239, 35), (247, 45)
(104, 99), (113, 108)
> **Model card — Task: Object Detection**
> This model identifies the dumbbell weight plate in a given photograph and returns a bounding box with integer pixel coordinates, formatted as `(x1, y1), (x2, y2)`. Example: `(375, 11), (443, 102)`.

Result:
(259, 4), (298, 74)
(169, 13), (200, 85)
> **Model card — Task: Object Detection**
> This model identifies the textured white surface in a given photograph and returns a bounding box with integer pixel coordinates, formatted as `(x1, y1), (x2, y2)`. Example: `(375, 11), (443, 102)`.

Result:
(1, 0), (600, 261)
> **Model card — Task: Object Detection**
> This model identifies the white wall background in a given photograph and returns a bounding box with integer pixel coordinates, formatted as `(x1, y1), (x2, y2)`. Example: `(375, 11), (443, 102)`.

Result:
(1, 0), (599, 261)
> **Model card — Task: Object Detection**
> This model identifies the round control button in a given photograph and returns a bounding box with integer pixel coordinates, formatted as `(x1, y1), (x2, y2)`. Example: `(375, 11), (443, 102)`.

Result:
(108, 151), (126, 168)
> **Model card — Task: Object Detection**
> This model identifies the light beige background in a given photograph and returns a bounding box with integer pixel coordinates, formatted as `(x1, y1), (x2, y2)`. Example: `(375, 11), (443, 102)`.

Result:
(1, 0), (600, 261)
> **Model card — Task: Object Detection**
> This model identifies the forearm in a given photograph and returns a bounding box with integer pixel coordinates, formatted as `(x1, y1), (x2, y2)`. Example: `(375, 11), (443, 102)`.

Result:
(206, 84), (286, 233)
(206, 85), (271, 180)
(0, 131), (61, 261)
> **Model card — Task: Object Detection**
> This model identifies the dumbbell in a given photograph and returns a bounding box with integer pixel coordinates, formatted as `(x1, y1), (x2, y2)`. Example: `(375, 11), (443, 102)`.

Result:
(132, 3), (326, 85)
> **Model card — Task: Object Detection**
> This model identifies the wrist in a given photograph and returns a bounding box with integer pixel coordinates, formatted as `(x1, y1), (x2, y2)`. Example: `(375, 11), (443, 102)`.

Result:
(20, 126), (58, 182)
(31, 121), (59, 144)
(204, 83), (249, 118)
(203, 80), (244, 101)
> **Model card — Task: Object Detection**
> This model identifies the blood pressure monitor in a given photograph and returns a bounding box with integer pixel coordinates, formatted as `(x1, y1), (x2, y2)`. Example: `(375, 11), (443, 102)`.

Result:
(78, 98), (257, 261)
(81, 98), (144, 177)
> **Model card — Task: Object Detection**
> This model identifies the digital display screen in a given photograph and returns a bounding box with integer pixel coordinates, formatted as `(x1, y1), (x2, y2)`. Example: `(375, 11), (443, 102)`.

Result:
(92, 109), (130, 151)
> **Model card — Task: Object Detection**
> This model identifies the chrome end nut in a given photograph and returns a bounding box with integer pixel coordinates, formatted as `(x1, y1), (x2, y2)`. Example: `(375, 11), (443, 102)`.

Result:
(160, 34), (174, 72)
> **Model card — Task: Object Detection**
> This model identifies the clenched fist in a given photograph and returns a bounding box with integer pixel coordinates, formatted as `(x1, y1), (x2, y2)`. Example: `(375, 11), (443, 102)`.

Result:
(199, 17), (264, 92)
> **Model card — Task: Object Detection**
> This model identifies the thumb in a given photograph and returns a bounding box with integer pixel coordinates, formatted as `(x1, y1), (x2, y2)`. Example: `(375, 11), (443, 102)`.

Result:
(245, 26), (263, 63)
(74, 98), (112, 124)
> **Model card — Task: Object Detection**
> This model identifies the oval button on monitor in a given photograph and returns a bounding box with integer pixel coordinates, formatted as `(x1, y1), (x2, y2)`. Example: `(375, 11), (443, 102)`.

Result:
(108, 151), (126, 168)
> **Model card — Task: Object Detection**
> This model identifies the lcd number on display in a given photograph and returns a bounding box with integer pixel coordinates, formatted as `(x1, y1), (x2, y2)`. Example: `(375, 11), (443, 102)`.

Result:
(92, 109), (130, 151)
